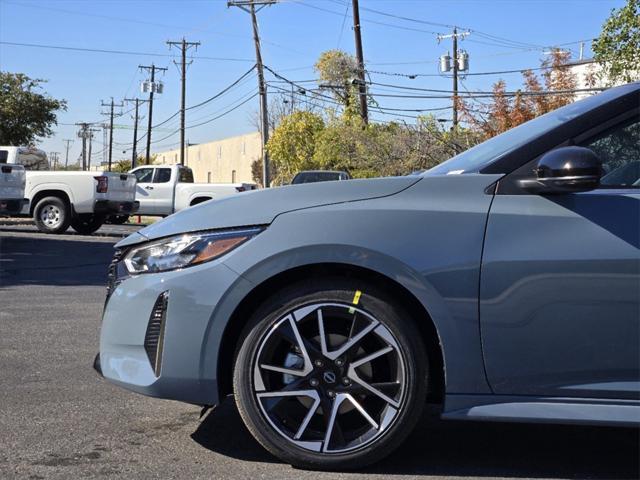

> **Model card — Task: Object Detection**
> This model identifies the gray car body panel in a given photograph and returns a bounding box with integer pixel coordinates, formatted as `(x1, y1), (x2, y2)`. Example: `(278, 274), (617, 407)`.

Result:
(122, 176), (421, 245)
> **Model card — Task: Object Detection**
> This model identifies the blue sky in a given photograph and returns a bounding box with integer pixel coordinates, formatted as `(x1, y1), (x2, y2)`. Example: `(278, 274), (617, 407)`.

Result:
(0, 0), (625, 165)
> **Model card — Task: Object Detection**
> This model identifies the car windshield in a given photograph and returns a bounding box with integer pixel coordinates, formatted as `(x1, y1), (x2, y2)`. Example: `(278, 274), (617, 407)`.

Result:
(425, 85), (635, 176)
(292, 171), (344, 184)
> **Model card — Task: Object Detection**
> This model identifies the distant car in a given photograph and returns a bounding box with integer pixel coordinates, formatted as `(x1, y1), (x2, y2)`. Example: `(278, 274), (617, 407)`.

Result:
(96, 83), (639, 470)
(291, 170), (351, 184)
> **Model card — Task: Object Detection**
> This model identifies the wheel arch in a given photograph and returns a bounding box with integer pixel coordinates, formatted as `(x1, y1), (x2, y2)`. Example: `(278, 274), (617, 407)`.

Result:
(190, 196), (212, 207)
(30, 189), (72, 215)
(215, 262), (445, 407)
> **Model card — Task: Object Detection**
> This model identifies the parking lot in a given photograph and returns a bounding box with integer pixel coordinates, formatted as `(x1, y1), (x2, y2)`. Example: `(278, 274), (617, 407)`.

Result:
(0, 225), (638, 480)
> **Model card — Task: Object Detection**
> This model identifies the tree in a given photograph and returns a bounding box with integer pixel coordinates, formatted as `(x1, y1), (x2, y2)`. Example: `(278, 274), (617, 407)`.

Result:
(593, 0), (640, 85)
(460, 50), (577, 139)
(113, 159), (132, 173)
(0, 72), (66, 145)
(314, 50), (360, 111)
(266, 110), (325, 184)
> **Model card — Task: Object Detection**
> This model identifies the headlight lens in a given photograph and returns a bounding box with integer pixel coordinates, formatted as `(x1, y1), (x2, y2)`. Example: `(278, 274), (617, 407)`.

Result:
(123, 227), (262, 274)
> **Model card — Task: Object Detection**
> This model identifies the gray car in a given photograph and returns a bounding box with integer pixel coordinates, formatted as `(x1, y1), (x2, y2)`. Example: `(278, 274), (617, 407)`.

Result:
(96, 83), (640, 470)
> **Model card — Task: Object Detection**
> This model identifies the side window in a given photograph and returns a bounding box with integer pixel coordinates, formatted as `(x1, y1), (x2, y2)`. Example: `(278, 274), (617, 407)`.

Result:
(134, 168), (154, 183)
(581, 116), (640, 188)
(179, 168), (194, 183)
(155, 168), (172, 183)
(0, 151), (7, 164)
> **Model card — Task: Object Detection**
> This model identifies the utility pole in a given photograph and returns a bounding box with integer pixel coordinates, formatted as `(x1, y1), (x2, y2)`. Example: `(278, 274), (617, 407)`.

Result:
(438, 28), (470, 129)
(125, 98), (147, 169)
(76, 123), (91, 171)
(49, 152), (60, 170)
(139, 64), (167, 165)
(101, 98), (124, 171)
(351, 0), (368, 124)
(228, 0), (275, 188)
(167, 38), (200, 166)
(62, 139), (73, 168)
(86, 127), (100, 171)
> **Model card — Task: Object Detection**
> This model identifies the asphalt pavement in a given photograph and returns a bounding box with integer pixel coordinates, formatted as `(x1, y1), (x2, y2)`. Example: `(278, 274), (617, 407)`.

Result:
(0, 229), (638, 479)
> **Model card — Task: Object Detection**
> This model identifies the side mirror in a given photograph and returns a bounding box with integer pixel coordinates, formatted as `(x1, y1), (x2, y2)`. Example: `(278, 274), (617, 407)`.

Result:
(519, 146), (602, 194)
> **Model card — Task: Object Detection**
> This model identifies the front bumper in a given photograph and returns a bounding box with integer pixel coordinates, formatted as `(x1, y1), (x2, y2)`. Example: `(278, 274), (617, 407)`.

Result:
(95, 200), (139, 215)
(98, 254), (252, 406)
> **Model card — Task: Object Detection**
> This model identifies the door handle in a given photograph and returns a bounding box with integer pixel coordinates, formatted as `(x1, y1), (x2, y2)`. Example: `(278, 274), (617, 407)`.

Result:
(145, 186), (154, 190)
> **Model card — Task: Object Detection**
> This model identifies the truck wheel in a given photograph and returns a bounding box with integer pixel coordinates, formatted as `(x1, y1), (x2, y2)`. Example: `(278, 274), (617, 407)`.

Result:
(33, 196), (71, 234)
(71, 214), (105, 235)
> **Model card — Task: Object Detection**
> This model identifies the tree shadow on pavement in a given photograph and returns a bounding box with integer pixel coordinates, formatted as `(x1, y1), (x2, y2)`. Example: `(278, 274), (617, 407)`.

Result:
(192, 397), (640, 478)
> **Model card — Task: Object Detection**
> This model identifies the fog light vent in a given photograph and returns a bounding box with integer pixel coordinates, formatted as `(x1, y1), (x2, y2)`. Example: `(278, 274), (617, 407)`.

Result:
(144, 291), (169, 377)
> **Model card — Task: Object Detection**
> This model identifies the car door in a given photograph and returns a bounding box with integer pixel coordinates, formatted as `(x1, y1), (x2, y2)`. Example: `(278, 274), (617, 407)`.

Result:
(132, 167), (156, 214)
(151, 168), (175, 215)
(480, 113), (640, 400)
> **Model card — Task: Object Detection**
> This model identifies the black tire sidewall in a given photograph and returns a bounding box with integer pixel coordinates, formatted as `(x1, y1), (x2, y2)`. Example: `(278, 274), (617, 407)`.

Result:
(33, 196), (70, 234)
(233, 278), (428, 470)
(71, 213), (105, 235)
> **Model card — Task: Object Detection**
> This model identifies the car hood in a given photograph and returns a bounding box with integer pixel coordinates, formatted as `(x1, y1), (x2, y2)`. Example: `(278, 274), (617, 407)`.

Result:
(117, 176), (421, 247)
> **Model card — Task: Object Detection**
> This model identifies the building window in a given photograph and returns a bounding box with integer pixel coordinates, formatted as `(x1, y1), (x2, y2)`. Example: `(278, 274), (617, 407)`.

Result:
(207, 172), (211, 183)
(232, 170), (237, 183)
(241, 141), (246, 155)
(174, 154), (178, 164)
(217, 145), (222, 160)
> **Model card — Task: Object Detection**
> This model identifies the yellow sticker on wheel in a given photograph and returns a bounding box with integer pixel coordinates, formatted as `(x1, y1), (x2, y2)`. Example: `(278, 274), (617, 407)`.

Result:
(349, 290), (362, 313)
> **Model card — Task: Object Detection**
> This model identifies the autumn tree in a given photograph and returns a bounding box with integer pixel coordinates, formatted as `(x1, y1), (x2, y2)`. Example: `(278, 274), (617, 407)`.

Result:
(461, 50), (578, 139)
(593, 0), (640, 85)
(0, 72), (67, 145)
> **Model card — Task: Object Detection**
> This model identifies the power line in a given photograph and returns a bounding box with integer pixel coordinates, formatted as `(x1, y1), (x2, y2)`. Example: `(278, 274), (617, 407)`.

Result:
(0, 41), (253, 62)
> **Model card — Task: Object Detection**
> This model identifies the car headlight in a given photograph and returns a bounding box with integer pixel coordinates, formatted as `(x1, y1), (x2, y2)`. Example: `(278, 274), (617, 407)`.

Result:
(123, 227), (262, 274)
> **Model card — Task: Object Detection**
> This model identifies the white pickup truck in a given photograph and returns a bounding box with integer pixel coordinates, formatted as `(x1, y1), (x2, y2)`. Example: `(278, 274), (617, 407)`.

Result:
(121, 164), (255, 219)
(0, 146), (138, 234)
(0, 163), (27, 215)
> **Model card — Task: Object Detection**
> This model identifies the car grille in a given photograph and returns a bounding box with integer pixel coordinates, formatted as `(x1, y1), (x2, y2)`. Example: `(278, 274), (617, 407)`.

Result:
(144, 291), (169, 377)
(106, 248), (125, 300)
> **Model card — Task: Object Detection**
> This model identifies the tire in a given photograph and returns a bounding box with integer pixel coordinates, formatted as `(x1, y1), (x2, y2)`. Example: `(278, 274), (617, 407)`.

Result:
(106, 215), (129, 225)
(33, 196), (71, 234)
(233, 278), (428, 470)
(70, 213), (105, 235)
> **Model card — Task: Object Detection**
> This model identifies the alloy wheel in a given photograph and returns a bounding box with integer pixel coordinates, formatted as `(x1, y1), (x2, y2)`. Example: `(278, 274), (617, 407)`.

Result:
(252, 302), (406, 454)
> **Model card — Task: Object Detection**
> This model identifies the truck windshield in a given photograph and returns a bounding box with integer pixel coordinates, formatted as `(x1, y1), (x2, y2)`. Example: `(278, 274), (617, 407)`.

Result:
(425, 85), (635, 176)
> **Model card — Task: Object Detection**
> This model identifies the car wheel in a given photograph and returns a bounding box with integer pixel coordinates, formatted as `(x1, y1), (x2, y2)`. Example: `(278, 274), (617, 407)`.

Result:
(233, 278), (428, 470)
(33, 196), (71, 234)
(70, 213), (105, 235)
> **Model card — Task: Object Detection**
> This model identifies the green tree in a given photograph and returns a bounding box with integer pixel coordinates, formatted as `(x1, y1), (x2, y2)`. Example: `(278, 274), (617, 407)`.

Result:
(314, 50), (360, 111)
(113, 159), (132, 173)
(593, 0), (640, 85)
(266, 110), (325, 184)
(0, 72), (66, 145)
